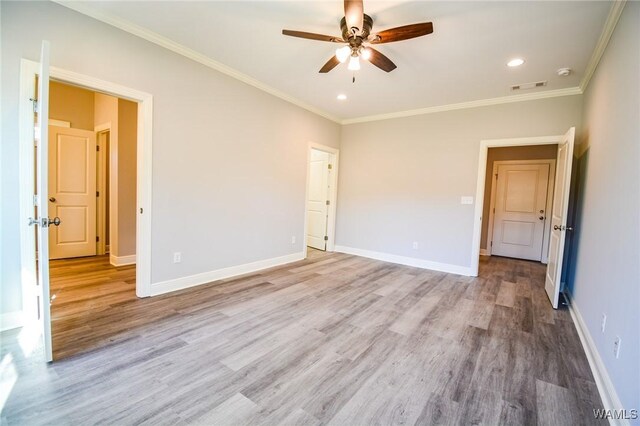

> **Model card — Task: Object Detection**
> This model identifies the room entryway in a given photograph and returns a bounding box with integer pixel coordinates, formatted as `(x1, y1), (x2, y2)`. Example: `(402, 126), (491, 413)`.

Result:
(489, 161), (555, 262)
(305, 144), (339, 253)
(472, 130), (576, 308)
(43, 80), (139, 359)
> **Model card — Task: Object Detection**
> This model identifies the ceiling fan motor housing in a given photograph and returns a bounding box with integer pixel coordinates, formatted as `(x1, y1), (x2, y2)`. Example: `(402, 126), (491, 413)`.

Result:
(341, 14), (373, 43)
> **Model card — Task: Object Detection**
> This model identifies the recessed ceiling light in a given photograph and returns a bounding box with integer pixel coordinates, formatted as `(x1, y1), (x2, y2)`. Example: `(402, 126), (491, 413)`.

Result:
(337, 94), (347, 100)
(507, 58), (525, 67)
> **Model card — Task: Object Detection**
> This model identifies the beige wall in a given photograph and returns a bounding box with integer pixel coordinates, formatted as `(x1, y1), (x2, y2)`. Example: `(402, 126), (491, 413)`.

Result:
(567, 2), (639, 410)
(338, 95), (582, 270)
(117, 99), (137, 257)
(49, 81), (94, 130)
(1, 0), (340, 314)
(480, 145), (558, 250)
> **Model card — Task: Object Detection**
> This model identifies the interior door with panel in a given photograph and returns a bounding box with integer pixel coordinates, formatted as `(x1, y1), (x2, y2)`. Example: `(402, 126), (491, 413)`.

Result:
(306, 149), (330, 250)
(491, 163), (551, 261)
(545, 127), (575, 308)
(30, 41), (54, 362)
(48, 126), (97, 259)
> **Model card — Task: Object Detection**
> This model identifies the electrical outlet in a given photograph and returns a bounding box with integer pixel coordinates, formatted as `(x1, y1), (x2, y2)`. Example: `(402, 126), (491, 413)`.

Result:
(291, 236), (296, 244)
(601, 313), (607, 333)
(173, 252), (181, 263)
(614, 336), (622, 359)
(412, 241), (419, 250)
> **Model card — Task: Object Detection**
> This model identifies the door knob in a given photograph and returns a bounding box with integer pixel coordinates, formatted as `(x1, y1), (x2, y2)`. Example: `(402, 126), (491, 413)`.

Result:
(49, 197), (56, 202)
(539, 216), (544, 220)
(554, 225), (561, 230)
(50, 217), (61, 226)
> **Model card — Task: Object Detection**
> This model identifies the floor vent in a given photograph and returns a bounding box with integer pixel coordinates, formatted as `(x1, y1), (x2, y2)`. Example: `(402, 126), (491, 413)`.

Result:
(511, 81), (548, 91)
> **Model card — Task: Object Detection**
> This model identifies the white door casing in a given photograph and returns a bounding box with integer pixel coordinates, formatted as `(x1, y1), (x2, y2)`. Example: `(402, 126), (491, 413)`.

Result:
(35, 41), (54, 362)
(48, 126), (97, 259)
(306, 149), (330, 250)
(491, 163), (550, 261)
(545, 127), (575, 308)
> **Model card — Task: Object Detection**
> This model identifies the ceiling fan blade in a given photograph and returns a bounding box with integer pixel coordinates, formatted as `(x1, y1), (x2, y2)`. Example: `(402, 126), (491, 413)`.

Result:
(344, 0), (364, 33)
(370, 22), (433, 44)
(282, 29), (344, 43)
(366, 47), (397, 72)
(319, 56), (341, 73)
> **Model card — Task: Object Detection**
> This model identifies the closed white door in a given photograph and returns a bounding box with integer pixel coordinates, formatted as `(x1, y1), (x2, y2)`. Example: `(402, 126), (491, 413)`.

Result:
(491, 163), (550, 261)
(48, 126), (97, 259)
(545, 128), (575, 308)
(306, 149), (330, 250)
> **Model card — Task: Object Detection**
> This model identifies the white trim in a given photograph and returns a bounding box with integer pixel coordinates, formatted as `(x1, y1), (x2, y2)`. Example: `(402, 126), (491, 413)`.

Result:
(48, 118), (70, 128)
(95, 123), (111, 256)
(304, 143), (340, 258)
(19, 59), (153, 302)
(0, 311), (24, 332)
(479, 249), (490, 257)
(52, 0), (340, 125)
(110, 254), (136, 267)
(341, 88), (582, 125)
(334, 245), (473, 276)
(470, 135), (564, 276)
(580, 1), (627, 92)
(151, 252), (305, 296)
(566, 292), (629, 426)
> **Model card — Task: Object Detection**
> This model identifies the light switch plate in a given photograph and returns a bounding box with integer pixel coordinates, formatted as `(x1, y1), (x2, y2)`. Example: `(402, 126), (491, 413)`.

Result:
(461, 196), (474, 205)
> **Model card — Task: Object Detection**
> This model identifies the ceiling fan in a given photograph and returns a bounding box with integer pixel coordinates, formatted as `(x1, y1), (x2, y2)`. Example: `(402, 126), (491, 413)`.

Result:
(282, 0), (433, 73)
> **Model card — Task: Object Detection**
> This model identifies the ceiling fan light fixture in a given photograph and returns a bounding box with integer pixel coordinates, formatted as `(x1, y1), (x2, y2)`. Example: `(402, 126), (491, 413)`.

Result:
(335, 45), (351, 63)
(361, 47), (372, 61)
(348, 55), (361, 71)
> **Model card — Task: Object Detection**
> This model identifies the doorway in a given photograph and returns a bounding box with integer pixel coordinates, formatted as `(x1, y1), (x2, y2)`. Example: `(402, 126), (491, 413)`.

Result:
(43, 81), (139, 359)
(471, 130), (576, 308)
(485, 156), (556, 262)
(18, 56), (153, 361)
(304, 143), (339, 255)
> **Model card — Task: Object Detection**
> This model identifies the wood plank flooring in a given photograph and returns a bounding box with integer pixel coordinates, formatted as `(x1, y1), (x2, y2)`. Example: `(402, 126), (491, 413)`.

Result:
(1, 251), (604, 425)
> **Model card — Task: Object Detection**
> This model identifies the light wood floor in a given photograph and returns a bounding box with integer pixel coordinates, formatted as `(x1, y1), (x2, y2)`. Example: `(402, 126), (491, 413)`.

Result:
(1, 251), (603, 425)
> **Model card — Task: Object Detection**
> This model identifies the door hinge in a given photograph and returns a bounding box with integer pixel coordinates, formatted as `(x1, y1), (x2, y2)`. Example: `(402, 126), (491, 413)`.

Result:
(30, 98), (38, 113)
(490, 241), (493, 247)
(326, 200), (330, 206)
(96, 236), (99, 242)
(493, 207), (495, 214)
(96, 191), (99, 197)
(33, 194), (39, 206)
(96, 145), (100, 152)
(495, 173), (498, 179)
(328, 164), (332, 170)
(324, 236), (328, 241)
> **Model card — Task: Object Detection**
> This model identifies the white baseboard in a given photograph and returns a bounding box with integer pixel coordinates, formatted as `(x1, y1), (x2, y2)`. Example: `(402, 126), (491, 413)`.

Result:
(110, 254), (136, 266)
(150, 251), (305, 296)
(566, 291), (628, 426)
(334, 245), (473, 276)
(479, 249), (491, 256)
(0, 311), (24, 332)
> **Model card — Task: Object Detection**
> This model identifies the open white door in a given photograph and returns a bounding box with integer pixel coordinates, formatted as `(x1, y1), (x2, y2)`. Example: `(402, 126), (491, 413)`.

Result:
(306, 149), (330, 250)
(29, 41), (55, 361)
(544, 127), (575, 308)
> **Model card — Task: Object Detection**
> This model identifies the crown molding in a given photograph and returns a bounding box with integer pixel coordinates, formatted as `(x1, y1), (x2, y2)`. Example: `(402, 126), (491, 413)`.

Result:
(579, 0), (627, 93)
(52, 1), (342, 124)
(341, 87), (583, 125)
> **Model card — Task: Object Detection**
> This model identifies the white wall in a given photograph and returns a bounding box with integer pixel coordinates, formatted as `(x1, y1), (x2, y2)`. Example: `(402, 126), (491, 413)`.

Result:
(337, 96), (582, 271)
(0, 2), (340, 316)
(568, 2), (639, 412)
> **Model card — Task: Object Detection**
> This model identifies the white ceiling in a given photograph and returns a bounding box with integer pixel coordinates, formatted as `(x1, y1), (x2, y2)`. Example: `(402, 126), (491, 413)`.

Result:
(66, 1), (612, 121)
